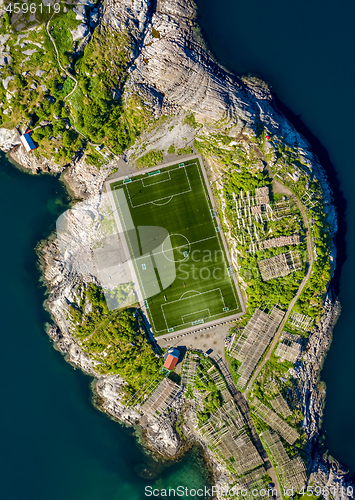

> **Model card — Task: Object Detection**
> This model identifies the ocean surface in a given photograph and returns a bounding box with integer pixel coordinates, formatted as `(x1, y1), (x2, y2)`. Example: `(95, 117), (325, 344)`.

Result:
(2, 0), (355, 494)
(0, 154), (211, 500)
(195, 0), (355, 475)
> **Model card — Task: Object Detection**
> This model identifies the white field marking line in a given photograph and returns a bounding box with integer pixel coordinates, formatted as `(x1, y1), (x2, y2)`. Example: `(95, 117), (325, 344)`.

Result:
(153, 301), (240, 333)
(142, 171), (171, 187)
(196, 164), (240, 309)
(120, 163), (195, 186)
(161, 289), (222, 329)
(182, 309), (211, 323)
(180, 290), (201, 299)
(107, 188), (144, 304)
(150, 235), (218, 259)
(111, 160), (198, 191)
(113, 190), (143, 282)
(161, 233), (190, 263)
(144, 300), (159, 335)
(151, 197), (173, 206)
(161, 287), (224, 308)
(113, 189), (154, 314)
(125, 166), (192, 208)
(158, 308), (240, 331)
(161, 304), (169, 330)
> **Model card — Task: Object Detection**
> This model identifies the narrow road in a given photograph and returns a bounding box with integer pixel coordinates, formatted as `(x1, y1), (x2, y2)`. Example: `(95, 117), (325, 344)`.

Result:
(212, 355), (283, 500)
(45, 15), (115, 155)
(243, 181), (314, 396)
(46, 14), (78, 101)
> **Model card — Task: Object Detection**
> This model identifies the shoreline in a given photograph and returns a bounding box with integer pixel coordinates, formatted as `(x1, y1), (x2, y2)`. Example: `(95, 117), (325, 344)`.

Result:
(8, 129), (353, 494)
(32, 150), (353, 488)
(0, 0), (353, 491)
(9, 87), (354, 495)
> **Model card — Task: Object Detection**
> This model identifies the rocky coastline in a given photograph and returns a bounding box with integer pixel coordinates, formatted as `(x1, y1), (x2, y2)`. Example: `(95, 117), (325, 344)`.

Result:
(1, 0), (354, 495)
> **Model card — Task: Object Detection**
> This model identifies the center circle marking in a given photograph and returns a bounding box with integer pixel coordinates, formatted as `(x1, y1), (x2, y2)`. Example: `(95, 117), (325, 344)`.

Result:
(162, 234), (190, 263)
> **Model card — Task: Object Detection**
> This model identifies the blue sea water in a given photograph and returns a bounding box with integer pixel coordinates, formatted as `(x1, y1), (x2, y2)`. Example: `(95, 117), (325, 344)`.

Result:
(0, 154), (211, 499)
(2, 0), (355, 494)
(195, 0), (355, 475)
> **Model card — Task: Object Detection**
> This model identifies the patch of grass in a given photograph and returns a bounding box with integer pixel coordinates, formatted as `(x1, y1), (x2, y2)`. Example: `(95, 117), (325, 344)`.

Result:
(137, 149), (163, 167)
(50, 10), (80, 67)
(225, 353), (241, 386)
(85, 151), (106, 169)
(184, 112), (199, 129)
(176, 146), (193, 156)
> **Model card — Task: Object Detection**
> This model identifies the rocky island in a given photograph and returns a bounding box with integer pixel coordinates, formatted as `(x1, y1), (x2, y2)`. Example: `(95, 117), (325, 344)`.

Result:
(0, 0), (353, 497)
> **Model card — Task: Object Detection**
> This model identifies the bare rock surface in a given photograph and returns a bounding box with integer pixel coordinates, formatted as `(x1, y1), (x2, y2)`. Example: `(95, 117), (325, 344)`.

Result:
(0, 127), (21, 152)
(9, 144), (64, 173)
(1, 0), (352, 490)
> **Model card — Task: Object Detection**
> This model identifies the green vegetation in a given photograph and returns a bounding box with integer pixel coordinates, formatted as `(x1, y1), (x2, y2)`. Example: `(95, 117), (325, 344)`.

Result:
(69, 283), (162, 396)
(197, 387), (222, 424)
(72, 26), (152, 151)
(184, 112), (199, 129)
(248, 352), (306, 450)
(269, 143), (333, 319)
(137, 149), (163, 167)
(50, 10), (81, 67)
(194, 359), (223, 424)
(224, 167), (270, 192)
(0, 10), (153, 164)
(226, 353), (241, 386)
(85, 151), (106, 169)
(185, 383), (194, 399)
(167, 144), (175, 154)
(222, 169), (307, 313)
(110, 158), (241, 335)
(175, 412), (186, 441)
(176, 146), (193, 156)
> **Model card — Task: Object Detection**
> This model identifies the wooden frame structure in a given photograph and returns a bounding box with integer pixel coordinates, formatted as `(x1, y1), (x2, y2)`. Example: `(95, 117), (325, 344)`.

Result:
(230, 307), (284, 388)
(250, 398), (299, 444)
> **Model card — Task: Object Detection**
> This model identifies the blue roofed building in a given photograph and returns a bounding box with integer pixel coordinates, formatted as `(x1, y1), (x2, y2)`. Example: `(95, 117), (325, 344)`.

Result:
(20, 132), (37, 153)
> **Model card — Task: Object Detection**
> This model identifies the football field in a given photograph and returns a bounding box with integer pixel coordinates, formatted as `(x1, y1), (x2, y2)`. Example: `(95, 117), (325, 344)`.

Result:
(108, 157), (243, 336)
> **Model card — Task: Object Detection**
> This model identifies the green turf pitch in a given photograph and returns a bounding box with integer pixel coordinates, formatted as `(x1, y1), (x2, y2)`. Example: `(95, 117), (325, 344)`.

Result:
(110, 158), (242, 335)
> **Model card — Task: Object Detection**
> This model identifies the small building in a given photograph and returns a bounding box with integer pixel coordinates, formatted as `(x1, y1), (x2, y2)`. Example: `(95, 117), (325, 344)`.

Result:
(163, 348), (180, 370)
(20, 132), (37, 153)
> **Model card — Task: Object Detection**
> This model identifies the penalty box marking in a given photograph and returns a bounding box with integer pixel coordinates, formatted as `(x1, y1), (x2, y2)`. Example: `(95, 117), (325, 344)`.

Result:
(161, 288), (226, 329)
(182, 309), (211, 324)
(124, 164), (193, 208)
(141, 170), (171, 187)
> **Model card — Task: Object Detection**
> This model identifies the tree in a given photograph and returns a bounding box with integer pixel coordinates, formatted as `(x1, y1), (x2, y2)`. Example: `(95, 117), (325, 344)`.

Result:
(31, 129), (45, 142)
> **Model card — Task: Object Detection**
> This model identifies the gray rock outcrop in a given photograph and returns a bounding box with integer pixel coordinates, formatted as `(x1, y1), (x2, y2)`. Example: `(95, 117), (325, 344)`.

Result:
(1, 0), (351, 489)
(0, 127), (21, 152)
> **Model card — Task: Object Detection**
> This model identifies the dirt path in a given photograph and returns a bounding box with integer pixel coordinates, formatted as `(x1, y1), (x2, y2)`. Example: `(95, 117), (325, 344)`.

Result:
(243, 180), (314, 396)
(45, 16), (100, 147)
(46, 15), (78, 101)
(211, 355), (283, 499)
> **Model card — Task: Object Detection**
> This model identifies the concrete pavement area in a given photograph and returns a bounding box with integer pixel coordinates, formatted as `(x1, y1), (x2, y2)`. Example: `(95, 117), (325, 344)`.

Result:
(156, 322), (233, 362)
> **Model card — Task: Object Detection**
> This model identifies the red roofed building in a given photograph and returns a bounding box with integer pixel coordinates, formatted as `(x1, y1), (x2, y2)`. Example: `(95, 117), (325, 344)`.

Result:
(164, 348), (180, 370)
(20, 131), (37, 152)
